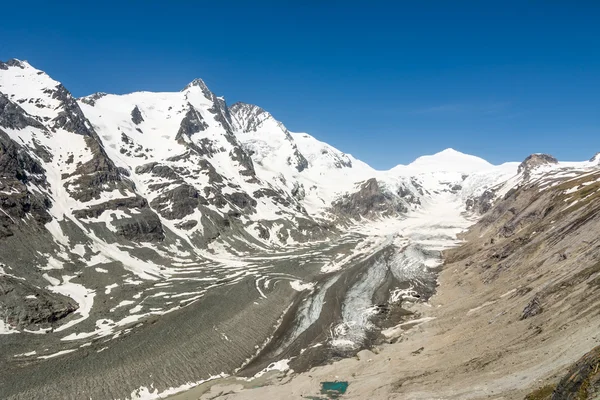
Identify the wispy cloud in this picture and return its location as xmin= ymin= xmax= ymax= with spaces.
xmin=409 ymin=101 xmax=511 ymax=115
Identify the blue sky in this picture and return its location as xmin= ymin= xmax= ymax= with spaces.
xmin=1 ymin=1 xmax=599 ymax=169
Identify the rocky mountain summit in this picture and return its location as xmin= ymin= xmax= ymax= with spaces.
xmin=1 ymin=59 xmax=599 ymax=400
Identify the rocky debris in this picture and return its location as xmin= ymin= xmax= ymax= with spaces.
xmin=551 ymin=345 xmax=600 ymax=399
xmin=518 ymin=154 xmax=558 ymax=178
xmin=520 ymin=297 xmax=543 ymax=320
xmin=331 ymin=178 xmax=408 ymax=219
xmin=130 ymin=106 xmax=144 ymax=125
xmin=0 ymin=275 xmax=77 ymax=330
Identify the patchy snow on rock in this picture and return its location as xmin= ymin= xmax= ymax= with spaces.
xmin=0 ymin=319 xmax=18 ymax=335
xmin=289 ymin=280 xmax=315 ymax=291
xmin=37 ymin=349 xmax=77 ymax=359
xmin=126 ymin=372 xmax=229 ymax=400
xmin=47 ymin=275 xmax=95 ymax=332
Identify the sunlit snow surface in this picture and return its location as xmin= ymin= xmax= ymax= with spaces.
xmin=1 ymin=59 xmax=599 ymax=398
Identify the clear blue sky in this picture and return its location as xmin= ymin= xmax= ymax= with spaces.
xmin=1 ymin=1 xmax=599 ymax=169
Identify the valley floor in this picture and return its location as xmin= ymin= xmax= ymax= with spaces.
xmin=163 ymin=186 xmax=600 ymax=400
xmin=167 ymin=243 xmax=600 ymax=400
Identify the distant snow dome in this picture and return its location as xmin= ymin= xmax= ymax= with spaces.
xmin=392 ymin=148 xmax=494 ymax=174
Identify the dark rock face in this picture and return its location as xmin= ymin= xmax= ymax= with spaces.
xmin=226 ymin=191 xmax=257 ymax=209
xmin=51 ymin=84 xmax=96 ymax=137
xmin=0 ymin=275 xmax=78 ymax=330
xmin=289 ymin=148 xmax=309 ymax=172
xmin=332 ymin=178 xmax=408 ymax=219
xmin=175 ymin=220 xmax=198 ymax=230
xmin=291 ymin=182 xmax=306 ymax=201
xmin=208 ymin=96 xmax=235 ymax=135
xmin=113 ymin=210 xmax=164 ymax=242
xmin=253 ymin=188 xmax=293 ymax=208
xmin=0 ymin=59 xmax=26 ymax=70
xmin=229 ymin=102 xmax=269 ymax=133
xmin=520 ymin=297 xmax=542 ymax=320
xmin=151 ymin=184 xmax=206 ymax=220
xmin=0 ymin=93 xmax=46 ymax=131
xmin=590 ymin=152 xmax=600 ymax=164
xmin=131 ymin=106 xmax=144 ymax=125
xmin=551 ymin=345 xmax=600 ymax=399
xmin=72 ymin=196 xmax=165 ymax=242
xmin=230 ymin=146 xmax=256 ymax=177
xmin=41 ymin=83 xmax=136 ymax=204
xmin=397 ymin=184 xmax=421 ymax=206
xmin=183 ymin=78 xmax=213 ymax=99
xmin=175 ymin=106 xmax=208 ymax=141
xmin=518 ymin=154 xmax=558 ymax=178
xmin=79 ymin=92 xmax=107 ymax=107
xmin=0 ymin=129 xmax=52 ymax=238
xmin=466 ymin=189 xmax=496 ymax=214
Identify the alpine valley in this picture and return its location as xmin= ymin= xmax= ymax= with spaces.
xmin=1 ymin=59 xmax=599 ymax=400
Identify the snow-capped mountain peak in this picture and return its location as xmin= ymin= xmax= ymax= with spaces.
xmin=182 ymin=77 xmax=211 ymax=93
xmin=393 ymin=147 xmax=494 ymax=174
xmin=230 ymin=102 xmax=278 ymax=134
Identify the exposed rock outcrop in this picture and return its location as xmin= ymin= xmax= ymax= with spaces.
xmin=131 ymin=105 xmax=144 ymax=125
xmin=518 ymin=153 xmax=558 ymax=179
xmin=0 ymin=275 xmax=78 ymax=330
xmin=465 ymin=188 xmax=496 ymax=214
xmin=0 ymin=129 xmax=51 ymax=238
xmin=175 ymin=105 xmax=208 ymax=142
xmin=551 ymin=345 xmax=600 ymax=399
xmin=331 ymin=178 xmax=408 ymax=219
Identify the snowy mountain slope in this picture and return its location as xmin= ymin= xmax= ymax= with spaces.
xmin=2 ymin=58 xmax=600 ymax=400
xmin=229 ymin=101 xmax=376 ymax=216
xmin=0 ymin=60 xmax=168 ymax=276
xmin=0 ymin=57 xmax=598 ymax=366
xmin=391 ymin=147 xmax=493 ymax=173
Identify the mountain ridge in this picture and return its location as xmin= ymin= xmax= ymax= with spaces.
xmin=1 ymin=58 xmax=600 ymax=400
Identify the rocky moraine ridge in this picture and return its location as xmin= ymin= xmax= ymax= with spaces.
xmin=0 ymin=59 xmax=599 ymax=400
